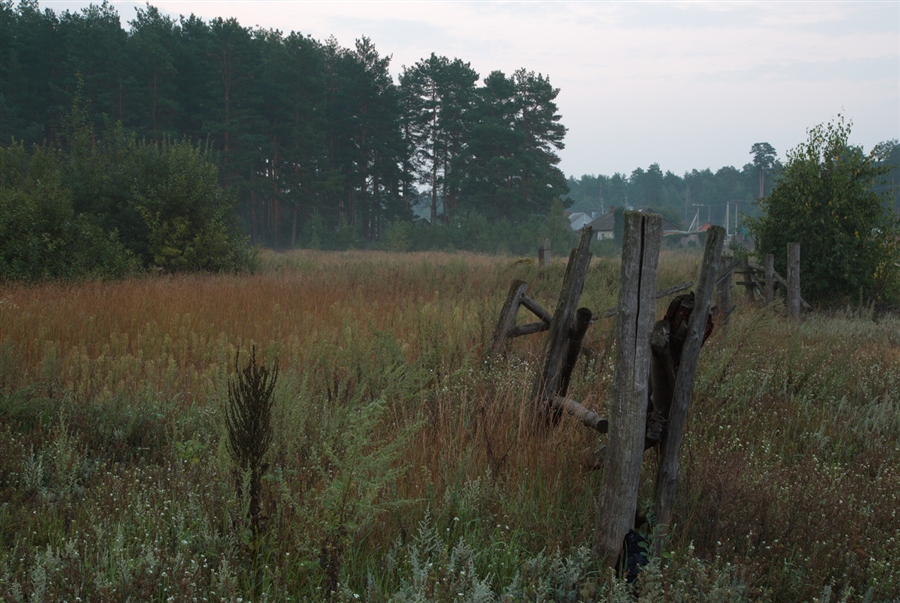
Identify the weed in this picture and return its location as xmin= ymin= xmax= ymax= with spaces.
xmin=0 ymin=250 xmax=897 ymax=601
xmin=225 ymin=346 xmax=278 ymax=533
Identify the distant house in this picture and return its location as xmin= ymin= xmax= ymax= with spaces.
xmin=588 ymin=211 xmax=616 ymax=240
xmin=587 ymin=208 xmax=682 ymax=241
xmin=567 ymin=211 xmax=594 ymax=231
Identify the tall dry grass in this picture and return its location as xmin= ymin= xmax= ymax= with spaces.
xmin=1 ymin=248 xmax=897 ymax=602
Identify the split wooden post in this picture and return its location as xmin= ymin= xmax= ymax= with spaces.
xmin=532 ymin=226 xmax=593 ymax=422
xmin=787 ymin=242 xmax=801 ymax=321
xmin=765 ymin=253 xmax=775 ymax=306
xmin=652 ymin=225 xmax=725 ymax=555
xmin=595 ymin=212 xmax=662 ymax=566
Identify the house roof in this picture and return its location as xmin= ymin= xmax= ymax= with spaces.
xmin=587 ymin=213 xmax=615 ymax=232
xmin=587 ymin=210 xmax=683 ymax=233
xmin=660 ymin=216 xmax=683 ymax=233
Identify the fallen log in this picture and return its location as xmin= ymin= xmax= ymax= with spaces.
xmin=552 ymin=396 xmax=608 ymax=433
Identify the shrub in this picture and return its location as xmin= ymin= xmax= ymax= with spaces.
xmin=0 ymin=143 xmax=136 ymax=280
xmin=747 ymin=115 xmax=900 ymax=305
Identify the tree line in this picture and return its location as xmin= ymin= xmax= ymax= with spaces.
xmin=0 ymin=0 xmax=568 ymax=252
xmin=566 ymin=141 xmax=900 ymax=231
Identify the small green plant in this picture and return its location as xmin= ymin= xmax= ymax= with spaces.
xmin=225 ymin=346 xmax=278 ymax=532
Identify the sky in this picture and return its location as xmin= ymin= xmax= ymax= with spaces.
xmin=45 ymin=1 xmax=900 ymax=180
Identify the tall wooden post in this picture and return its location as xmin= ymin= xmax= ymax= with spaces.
xmin=538 ymin=238 xmax=552 ymax=267
xmin=765 ymin=253 xmax=775 ymax=306
xmin=787 ymin=242 xmax=801 ymax=321
xmin=595 ymin=212 xmax=662 ymax=566
xmin=652 ymin=225 xmax=725 ymax=554
xmin=532 ymin=227 xmax=593 ymax=421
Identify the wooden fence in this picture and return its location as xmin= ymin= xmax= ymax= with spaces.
xmin=491 ymin=214 xmax=728 ymax=574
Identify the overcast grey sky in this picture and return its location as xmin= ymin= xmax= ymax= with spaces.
xmin=46 ymin=1 xmax=900 ymax=179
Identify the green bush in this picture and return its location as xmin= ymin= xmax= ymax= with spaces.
xmin=0 ymin=143 xmax=136 ymax=280
xmin=1 ymin=117 xmax=255 ymax=280
xmin=127 ymin=138 xmax=255 ymax=272
xmin=747 ymin=116 xmax=900 ymax=305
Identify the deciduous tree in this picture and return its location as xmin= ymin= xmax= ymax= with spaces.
xmin=748 ymin=116 xmax=899 ymax=304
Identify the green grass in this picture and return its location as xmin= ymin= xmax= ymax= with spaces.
xmin=0 ymin=249 xmax=898 ymax=602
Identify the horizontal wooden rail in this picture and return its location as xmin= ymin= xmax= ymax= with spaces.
xmin=508 ymin=321 xmax=549 ymax=337
xmin=521 ymin=294 xmax=553 ymax=324
xmin=747 ymin=261 xmax=812 ymax=310
xmin=597 ymin=281 xmax=693 ymax=319
xmin=552 ymin=396 xmax=608 ymax=433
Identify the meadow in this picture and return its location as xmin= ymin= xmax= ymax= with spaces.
xmin=1 ymin=249 xmax=898 ymax=602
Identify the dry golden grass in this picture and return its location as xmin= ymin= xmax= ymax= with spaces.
xmin=1 ymin=249 xmax=898 ymax=602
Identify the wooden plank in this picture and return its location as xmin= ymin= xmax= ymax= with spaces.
xmin=655 ymin=281 xmax=694 ymax=300
xmin=598 ymin=281 xmax=693 ymax=319
xmin=508 ymin=317 xmax=599 ymax=359
xmin=557 ymin=307 xmax=593 ymax=398
xmin=788 ymin=242 xmax=801 ymax=321
xmin=508 ymin=321 xmax=549 ymax=337
xmin=649 ymin=319 xmax=675 ymax=424
xmin=749 ymin=260 xmax=812 ymax=310
xmin=652 ymin=225 xmax=725 ymax=555
xmin=714 ymin=259 xmax=738 ymax=286
xmin=552 ymin=396 xmax=608 ymax=433
xmin=595 ymin=212 xmax=662 ymax=567
xmin=716 ymin=259 xmax=734 ymax=325
xmin=532 ymin=226 xmax=594 ymax=421
xmin=521 ymin=294 xmax=554 ymax=324
xmin=765 ymin=253 xmax=775 ymax=306
xmin=491 ymin=279 xmax=528 ymax=355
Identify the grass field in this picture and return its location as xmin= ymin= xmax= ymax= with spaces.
xmin=1 ymin=249 xmax=898 ymax=602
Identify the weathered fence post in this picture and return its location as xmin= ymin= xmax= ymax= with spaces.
xmin=765 ymin=253 xmax=775 ymax=306
xmin=532 ymin=227 xmax=593 ymax=422
xmin=715 ymin=258 xmax=734 ymax=325
xmin=652 ymin=225 xmax=725 ymax=555
xmin=787 ymin=242 xmax=801 ymax=321
xmin=538 ymin=238 xmax=552 ymax=267
xmin=595 ymin=212 xmax=662 ymax=566
xmin=557 ymin=307 xmax=594 ymax=398
xmin=491 ymin=280 xmax=529 ymax=355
